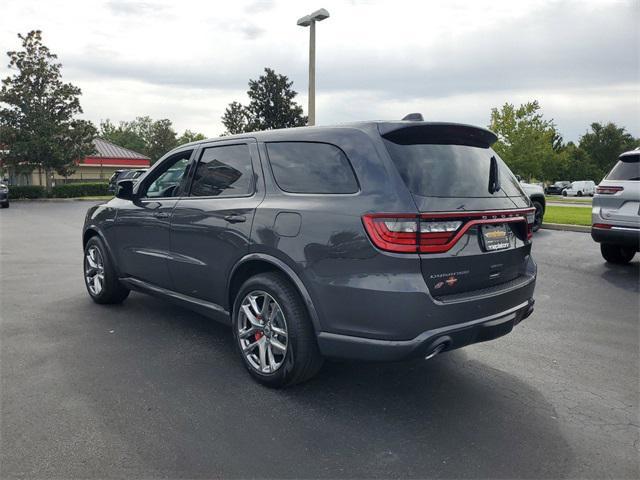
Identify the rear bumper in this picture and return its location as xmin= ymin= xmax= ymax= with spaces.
xmin=591 ymin=226 xmax=640 ymax=249
xmin=317 ymin=299 xmax=534 ymax=361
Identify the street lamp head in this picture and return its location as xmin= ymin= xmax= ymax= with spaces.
xmin=310 ymin=8 xmax=330 ymax=22
xmin=297 ymin=15 xmax=312 ymax=27
xmin=297 ymin=8 xmax=330 ymax=27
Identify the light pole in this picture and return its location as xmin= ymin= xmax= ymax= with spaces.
xmin=297 ymin=8 xmax=330 ymax=126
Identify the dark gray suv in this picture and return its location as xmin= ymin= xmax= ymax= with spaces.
xmin=82 ymin=119 xmax=537 ymax=387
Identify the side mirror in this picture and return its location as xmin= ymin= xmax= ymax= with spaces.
xmin=115 ymin=179 xmax=135 ymax=200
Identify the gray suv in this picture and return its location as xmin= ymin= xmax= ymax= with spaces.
xmin=82 ymin=119 xmax=537 ymax=387
xmin=592 ymin=148 xmax=640 ymax=264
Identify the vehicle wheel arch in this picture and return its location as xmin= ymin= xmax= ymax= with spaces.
xmin=227 ymin=254 xmax=322 ymax=334
xmin=530 ymin=193 xmax=545 ymax=212
xmin=83 ymin=227 xmax=121 ymax=277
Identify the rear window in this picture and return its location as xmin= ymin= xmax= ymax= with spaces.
xmin=383 ymin=140 xmax=524 ymax=198
xmin=266 ymin=142 xmax=358 ymax=194
xmin=607 ymin=154 xmax=640 ymax=181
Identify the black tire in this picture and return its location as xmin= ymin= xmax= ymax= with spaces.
xmin=232 ymin=272 xmax=323 ymax=388
xmin=532 ymin=200 xmax=544 ymax=232
xmin=577 ymin=191 xmax=583 ymax=197
xmin=562 ymin=190 xmax=567 ymax=197
xmin=1 ymin=202 xmax=8 ymax=208
xmin=83 ymin=236 xmax=130 ymax=304
xmin=600 ymin=244 xmax=636 ymax=265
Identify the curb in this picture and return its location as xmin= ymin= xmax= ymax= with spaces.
xmin=541 ymin=223 xmax=591 ymax=233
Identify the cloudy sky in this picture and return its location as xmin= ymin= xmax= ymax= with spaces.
xmin=1 ymin=0 xmax=638 ymax=141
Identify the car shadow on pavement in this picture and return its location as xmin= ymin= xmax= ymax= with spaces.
xmin=599 ymin=261 xmax=639 ymax=293
xmin=39 ymin=294 xmax=573 ymax=479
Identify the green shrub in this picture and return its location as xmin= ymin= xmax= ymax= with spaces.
xmin=50 ymin=182 xmax=109 ymax=198
xmin=8 ymin=185 xmax=46 ymax=199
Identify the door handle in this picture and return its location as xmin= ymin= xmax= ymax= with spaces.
xmin=153 ymin=211 xmax=170 ymax=219
xmin=224 ymin=214 xmax=246 ymax=223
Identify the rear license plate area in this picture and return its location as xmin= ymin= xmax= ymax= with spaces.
xmin=481 ymin=224 xmax=511 ymax=251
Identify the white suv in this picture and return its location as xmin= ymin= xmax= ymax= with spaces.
xmin=592 ymin=149 xmax=640 ymax=264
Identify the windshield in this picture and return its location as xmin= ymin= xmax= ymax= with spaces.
xmin=383 ymin=140 xmax=525 ymax=198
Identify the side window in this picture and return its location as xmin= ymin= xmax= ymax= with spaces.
xmin=190 ymin=144 xmax=253 ymax=197
xmin=266 ymin=142 xmax=358 ymax=194
xmin=142 ymin=150 xmax=193 ymax=198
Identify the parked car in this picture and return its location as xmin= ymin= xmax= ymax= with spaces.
xmin=520 ymin=182 xmax=545 ymax=231
xmin=545 ymin=181 xmax=571 ymax=195
xmin=107 ymin=169 xmax=147 ymax=193
xmin=82 ymin=118 xmax=537 ymax=387
xmin=563 ymin=180 xmax=596 ymax=197
xmin=591 ymin=148 xmax=639 ymax=264
xmin=0 ymin=183 xmax=9 ymax=208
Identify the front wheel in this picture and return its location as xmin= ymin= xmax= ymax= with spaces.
xmin=600 ymin=244 xmax=636 ymax=264
xmin=577 ymin=191 xmax=583 ymax=197
xmin=83 ymin=236 xmax=130 ymax=304
xmin=1 ymin=202 xmax=8 ymax=208
xmin=562 ymin=190 xmax=567 ymax=197
xmin=232 ymin=272 xmax=323 ymax=388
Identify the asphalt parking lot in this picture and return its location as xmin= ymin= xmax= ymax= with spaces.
xmin=1 ymin=201 xmax=638 ymax=479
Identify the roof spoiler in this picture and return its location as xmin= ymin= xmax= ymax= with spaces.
xmin=379 ymin=122 xmax=498 ymax=148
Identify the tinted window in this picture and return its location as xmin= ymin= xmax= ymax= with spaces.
xmin=266 ymin=142 xmax=358 ymax=194
xmin=190 ymin=144 xmax=253 ymax=197
xmin=383 ymin=140 xmax=524 ymax=198
xmin=145 ymin=152 xmax=192 ymax=198
xmin=607 ymin=155 xmax=640 ymax=181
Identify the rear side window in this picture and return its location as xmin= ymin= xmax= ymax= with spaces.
xmin=190 ymin=144 xmax=253 ymax=197
xmin=266 ymin=142 xmax=358 ymax=194
xmin=606 ymin=154 xmax=640 ymax=181
xmin=383 ymin=140 xmax=524 ymax=198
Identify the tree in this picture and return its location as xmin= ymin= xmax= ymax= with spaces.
xmin=177 ymin=129 xmax=207 ymax=145
xmin=99 ymin=119 xmax=146 ymax=154
xmin=579 ymin=122 xmax=639 ymax=180
xmin=489 ymin=100 xmax=559 ymax=181
xmin=221 ymin=68 xmax=307 ymax=135
xmin=99 ymin=116 xmax=180 ymax=163
xmin=147 ymin=119 xmax=177 ymax=163
xmin=221 ymin=101 xmax=249 ymax=135
xmin=0 ymin=30 xmax=96 ymax=190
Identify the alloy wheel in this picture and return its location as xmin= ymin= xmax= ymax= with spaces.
xmin=237 ymin=291 xmax=289 ymax=374
xmin=85 ymin=246 xmax=105 ymax=295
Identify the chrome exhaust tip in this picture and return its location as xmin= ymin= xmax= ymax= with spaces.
xmin=424 ymin=343 xmax=446 ymax=360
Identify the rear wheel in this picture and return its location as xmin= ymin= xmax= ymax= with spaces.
xmin=532 ymin=200 xmax=544 ymax=232
xmin=600 ymin=243 xmax=636 ymax=264
xmin=1 ymin=202 xmax=8 ymax=208
xmin=562 ymin=190 xmax=567 ymax=197
xmin=83 ymin=236 xmax=130 ymax=304
xmin=232 ymin=272 xmax=323 ymax=388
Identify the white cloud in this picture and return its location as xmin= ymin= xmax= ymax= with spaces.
xmin=0 ymin=0 xmax=638 ymax=140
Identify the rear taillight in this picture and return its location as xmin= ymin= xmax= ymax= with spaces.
xmin=362 ymin=215 xmax=418 ymax=253
xmin=362 ymin=209 xmax=534 ymax=253
xmin=596 ymin=185 xmax=624 ymax=195
xmin=592 ymin=223 xmax=612 ymax=229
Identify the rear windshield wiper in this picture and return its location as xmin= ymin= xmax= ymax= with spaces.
xmin=488 ymin=155 xmax=501 ymax=194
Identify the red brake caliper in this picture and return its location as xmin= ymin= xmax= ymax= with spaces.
xmin=254 ymin=315 xmax=263 ymax=341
